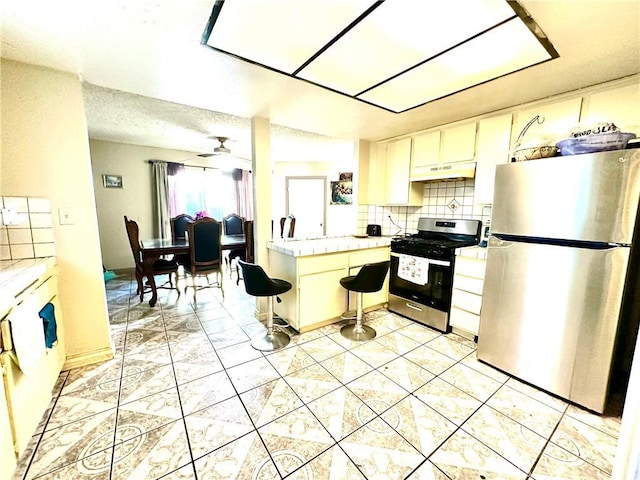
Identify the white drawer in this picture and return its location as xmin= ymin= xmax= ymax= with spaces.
xmin=451 ymin=288 xmax=482 ymax=314
xmin=454 ymin=256 xmax=486 ymax=279
xmin=450 ymin=306 xmax=480 ymax=335
xmin=453 ymin=275 xmax=484 ymax=295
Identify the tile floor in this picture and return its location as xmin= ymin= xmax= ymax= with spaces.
xmin=11 ymin=271 xmax=622 ymax=479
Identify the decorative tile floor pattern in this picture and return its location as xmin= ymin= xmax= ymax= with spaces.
xmin=11 ymin=272 xmax=622 ymax=479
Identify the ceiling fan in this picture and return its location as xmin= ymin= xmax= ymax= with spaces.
xmin=197 ymin=136 xmax=231 ymax=157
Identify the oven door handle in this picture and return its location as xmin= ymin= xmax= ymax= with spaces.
xmin=390 ymin=252 xmax=450 ymax=267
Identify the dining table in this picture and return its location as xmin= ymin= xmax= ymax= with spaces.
xmin=140 ymin=234 xmax=245 ymax=306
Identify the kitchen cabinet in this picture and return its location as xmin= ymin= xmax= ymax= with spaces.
xmin=0 ymin=377 xmax=15 ymax=480
xmin=441 ymin=122 xmax=477 ymax=163
xmin=0 ymin=258 xmax=65 ymax=473
xmin=357 ymin=140 xmax=384 ymax=206
xmin=450 ymin=248 xmax=487 ymax=339
xmin=410 ymin=130 xmax=441 ymax=177
xmin=382 ymin=138 xmax=423 ymax=206
xmin=581 ymin=84 xmax=640 ymax=131
xmin=513 ymin=97 xmax=582 ymax=146
xmin=268 ymin=239 xmax=390 ymax=332
xmin=474 ymin=114 xmax=513 ymax=205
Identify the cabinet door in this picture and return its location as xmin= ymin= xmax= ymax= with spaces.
xmin=441 ymin=122 xmax=477 ymax=163
xmin=411 ymin=131 xmax=440 ymax=170
xmin=298 ymin=269 xmax=348 ymax=329
xmin=357 ymin=140 xmax=383 ymax=205
xmin=384 ymin=138 xmax=423 ymax=206
xmin=582 ymin=84 xmax=639 ymax=131
xmin=0 ymin=377 xmax=16 ymax=478
xmin=514 ymin=97 xmax=582 ymax=146
xmin=474 ymin=114 xmax=513 ymax=205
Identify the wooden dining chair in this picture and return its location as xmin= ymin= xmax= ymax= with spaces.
xmin=184 ymin=217 xmax=224 ymax=301
xmin=280 ymin=214 xmax=296 ymax=238
xmin=170 ymin=214 xmax=194 ymax=270
xmin=236 ymin=220 xmax=254 ymax=285
xmin=222 ymin=213 xmax=245 ymax=274
xmin=124 ymin=216 xmax=179 ymax=301
xmin=170 ymin=214 xmax=194 ymax=240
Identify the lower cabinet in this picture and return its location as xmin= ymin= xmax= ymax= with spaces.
xmin=1 ymin=259 xmax=66 ymax=478
xmin=269 ymin=246 xmax=390 ymax=332
xmin=450 ymin=249 xmax=487 ymax=339
xmin=0 ymin=378 xmax=15 ymax=480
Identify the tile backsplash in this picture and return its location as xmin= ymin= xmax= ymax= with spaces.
xmin=357 ymin=179 xmax=492 ymax=236
xmin=0 ymin=196 xmax=55 ymax=260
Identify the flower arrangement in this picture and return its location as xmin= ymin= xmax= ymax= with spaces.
xmin=195 ymin=210 xmax=208 ymax=219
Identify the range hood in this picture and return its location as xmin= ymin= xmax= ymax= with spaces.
xmin=410 ymin=161 xmax=476 ymax=182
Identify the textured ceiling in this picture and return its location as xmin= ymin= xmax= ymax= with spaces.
xmin=2 ymin=0 xmax=639 ymax=163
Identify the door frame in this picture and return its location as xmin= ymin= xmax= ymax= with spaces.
xmin=285 ymin=176 xmax=327 ymax=238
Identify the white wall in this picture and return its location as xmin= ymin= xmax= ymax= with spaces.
xmin=1 ymin=59 xmax=112 ymax=368
xmin=272 ymin=156 xmax=357 ymax=238
xmin=90 ymin=139 xmax=197 ymax=270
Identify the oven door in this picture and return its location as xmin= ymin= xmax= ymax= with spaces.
xmin=389 ymin=252 xmax=452 ymax=312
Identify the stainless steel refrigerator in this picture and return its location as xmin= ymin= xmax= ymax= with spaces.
xmin=478 ymin=148 xmax=640 ymax=413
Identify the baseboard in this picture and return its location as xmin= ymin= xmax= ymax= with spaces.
xmin=63 ymin=346 xmax=115 ymax=370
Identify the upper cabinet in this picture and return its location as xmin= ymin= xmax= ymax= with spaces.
xmin=410 ymin=122 xmax=476 ymax=180
xmin=474 ymin=114 xmax=513 ymax=205
xmin=513 ymin=98 xmax=582 ymax=146
xmin=357 ymin=140 xmax=383 ymax=206
xmin=383 ymin=138 xmax=423 ymax=206
xmin=581 ymin=84 xmax=639 ymax=131
xmin=411 ymin=130 xmax=441 ymax=175
xmin=441 ymin=122 xmax=477 ymax=163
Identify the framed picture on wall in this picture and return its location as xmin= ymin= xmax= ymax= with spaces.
xmin=102 ymin=174 xmax=123 ymax=188
xmin=330 ymin=181 xmax=352 ymax=205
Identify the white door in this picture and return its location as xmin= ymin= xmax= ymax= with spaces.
xmin=286 ymin=177 xmax=326 ymax=238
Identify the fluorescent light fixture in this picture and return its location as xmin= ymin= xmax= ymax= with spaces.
xmin=202 ymin=0 xmax=558 ymax=113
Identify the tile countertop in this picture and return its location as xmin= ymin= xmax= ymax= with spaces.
xmin=455 ymin=246 xmax=488 ymax=260
xmin=0 ymin=257 xmax=55 ymax=313
xmin=268 ymin=236 xmax=391 ymax=257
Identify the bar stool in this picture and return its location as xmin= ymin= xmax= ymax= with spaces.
xmin=339 ymin=260 xmax=390 ymax=341
xmin=238 ymin=260 xmax=291 ymax=351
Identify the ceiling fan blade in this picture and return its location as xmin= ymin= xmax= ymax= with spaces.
xmin=197 ymin=153 xmax=214 ymax=157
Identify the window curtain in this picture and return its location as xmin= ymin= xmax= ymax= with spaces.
xmin=167 ymin=162 xmax=184 ymax=218
xmin=151 ymin=161 xmax=176 ymax=239
xmin=236 ymin=169 xmax=254 ymax=221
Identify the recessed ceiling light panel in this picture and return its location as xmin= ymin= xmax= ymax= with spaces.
xmin=202 ymin=0 xmax=558 ymax=113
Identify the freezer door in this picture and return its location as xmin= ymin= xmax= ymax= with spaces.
xmin=477 ymin=236 xmax=630 ymax=412
xmin=492 ymin=149 xmax=640 ymax=244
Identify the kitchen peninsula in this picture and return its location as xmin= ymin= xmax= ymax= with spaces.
xmin=267 ymin=236 xmax=391 ymax=332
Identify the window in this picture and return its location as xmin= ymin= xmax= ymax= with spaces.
xmin=168 ymin=167 xmax=236 ymax=220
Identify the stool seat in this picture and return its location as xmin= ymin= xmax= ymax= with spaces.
xmin=339 ymin=260 xmax=390 ymax=341
xmin=239 ymin=260 xmax=292 ymax=351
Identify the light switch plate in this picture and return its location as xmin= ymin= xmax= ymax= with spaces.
xmin=58 ymin=207 xmax=74 ymax=225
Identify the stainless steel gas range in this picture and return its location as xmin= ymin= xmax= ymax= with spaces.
xmin=388 ymin=217 xmax=481 ymax=332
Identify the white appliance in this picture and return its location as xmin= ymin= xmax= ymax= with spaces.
xmin=478 ymin=148 xmax=640 ymax=413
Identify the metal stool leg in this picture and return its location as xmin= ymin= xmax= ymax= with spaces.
xmin=340 ymin=291 xmax=376 ymax=341
xmin=251 ymin=295 xmax=291 ymax=351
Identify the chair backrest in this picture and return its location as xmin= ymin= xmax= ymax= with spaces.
xmin=238 ymin=260 xmax=276 ymax=297
xmin=188 ymin=217 xmax=222 ymax=269
xmin=280 ymin=214 xmax=295 ymax=238
xmin=171 ymin=214 xmax=194 ymax=240
xmin=244 ymin=220 xmax=255 ymax=263
xmin=223 ymin=214 xmax=244 ymax=235
xmin=124 ymin=216 xmax=142 ymax=266
xmin=353 ymin=260 xmax=391 ymax=293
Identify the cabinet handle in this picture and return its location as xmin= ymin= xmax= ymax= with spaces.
xmin=405 ymin=302 xmax=423 ymax=312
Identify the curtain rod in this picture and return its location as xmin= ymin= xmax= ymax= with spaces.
xmin=147 ymin=159 xmax=221 ymax=171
